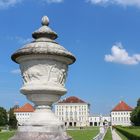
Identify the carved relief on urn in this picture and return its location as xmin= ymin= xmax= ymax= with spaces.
xmin=19 ymin=57 xmax=68 ymax=91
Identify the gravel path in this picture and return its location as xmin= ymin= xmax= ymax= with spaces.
xmin=112 ymin=129 xmax=122 ymax=140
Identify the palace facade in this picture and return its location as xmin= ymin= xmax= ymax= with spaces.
xmin=111 ymin=101 xmax=133 ymax=126
xmin=14 ymin=103 xmax=34 ymax=125
xmin=55 ymin=96 xmax=90 ymax=127
xmin=14 ymin=97 xmax=133 ymax=127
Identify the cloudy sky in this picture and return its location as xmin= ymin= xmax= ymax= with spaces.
xmin=0 ymin=0 xmax=140 ymax=114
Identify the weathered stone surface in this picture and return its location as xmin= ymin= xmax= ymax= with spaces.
xmin=11 ymin=16 xmax=76 ymax=64
xmin=10 ymin=132 xmax=72 ymax=140
xmin=10 ymin=16 xmax=75 ymax=140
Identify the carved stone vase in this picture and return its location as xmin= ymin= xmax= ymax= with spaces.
xmin=10 ymin=16 xmax=76 ymax=140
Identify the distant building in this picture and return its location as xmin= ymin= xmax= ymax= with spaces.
xmin=102 ymin=115 xmax=111 ymax=125
xmin=88 ymin=115 xmax=111 ymax=126
xmin=111 ymin=101 xmax=133 ymax=126
xmin=14 ymin=103 xmax=34 ymax=125
xmin=88 ymin=115 xmax=100 ymax=126
xmin=13 ymin=99 xmax=133 ymax=127
xmin=55 ymin=96 xmax=90 ymax=127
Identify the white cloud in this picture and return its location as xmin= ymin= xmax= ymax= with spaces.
xmin=4 ymin=36 xmax=32 ymax=44
xmin=87 ymin=0 xmax=109 ymax=5
xmin=43 ymin=0 xmax=63 ymax=3
xmin=11 ymin=69 xmax=21 ymax=74
xmin=0 ymin=0 xmax=22 ymax=9
xmin=87 ymin=0 xmax=140 ymax=7
xmin=104 ymin=43 xmax=140 ymax=65
xmin=14 ymin=36 xmax=32 ymax=44
xmin=0 ymin=0 xmax=63 ymax=9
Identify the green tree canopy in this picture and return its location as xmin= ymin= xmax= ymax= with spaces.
xmin=0 ymin=107 xmax=8 ymax=126
xmin=137 ymin=98 xmax=140 ymax=107
xmin=8 ymin=108 xmax=17 ymax=129
xmin=131 ymin=98 xmax=140 ymax=126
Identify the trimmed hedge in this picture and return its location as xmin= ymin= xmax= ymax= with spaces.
xmin=115 ymin=126 xmax=140 ymax=140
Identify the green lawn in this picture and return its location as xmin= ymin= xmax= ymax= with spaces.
xmin=0 ymin=131 xmax=15 ymax=140
xmin=67 ymin=127 xmax=99 ymax=140
xmin=103 ymin=128 xmax=112 ymax=140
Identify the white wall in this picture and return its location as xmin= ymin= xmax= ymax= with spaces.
xmin=111 ymin=111 xmax=132 ymax=126
xmin=88 ymin=116 xmax=111 ymax=126
xmin=55 ymin=103 xmax=89 ymax=127
xmin=88 ymin=116 xmax=100 ymax=126
xmin=14 ymin=112 xmax=33 ymax=125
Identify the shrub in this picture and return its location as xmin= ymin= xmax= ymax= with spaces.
xmin=115 ymin=126 xmax=140 ymax=140
xmin=130 ymin=98 xmax=140 ymax=126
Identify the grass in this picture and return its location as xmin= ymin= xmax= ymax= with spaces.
xmin=67 ymin=127 xmax=99 ymax=140
xmin=103 ymin=127 xmax=112 ymax=140
xmin=0 ymin=131 xmax=15 ymax=140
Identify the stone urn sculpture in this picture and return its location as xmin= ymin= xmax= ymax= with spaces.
xmin=10 ymin=16 xmax=76 ymax=140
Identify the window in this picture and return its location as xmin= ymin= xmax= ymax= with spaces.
xmin=112 ymin=117 xmax=114 ymax=121
xmin=66 ymin=111 xmax=68 ymax=115
xmin=118 ymin=117 xmax=120 ymax=121
xmin=124 ymin=117 xmax=126 ymax=122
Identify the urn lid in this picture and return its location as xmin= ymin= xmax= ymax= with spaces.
xmin=11 ymin=16 xmax=76 ymax=64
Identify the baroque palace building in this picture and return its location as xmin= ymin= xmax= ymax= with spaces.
xmin=14 ymin=103 xmax=35 ymax=125
xmin=14 ymin=97 xmax=133 ymax=127
xmin=55 ymin=96 xmax=90 ymax=127
xmin=111 ymin=101 xmax=133 ymax=126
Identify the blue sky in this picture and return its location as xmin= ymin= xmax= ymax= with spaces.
xmin=0 ymin=0 xmax=140 ymax=114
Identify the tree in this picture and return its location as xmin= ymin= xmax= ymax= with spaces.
xmin=137 ymin=98 xmax=140 ymax=107
xmin=0 ymin=107 xmax=8 ymax=126
xmin=131 ymin=98 xmax=140 ymax=126
xmin=8 ymin=108 xmax=17 ymax=129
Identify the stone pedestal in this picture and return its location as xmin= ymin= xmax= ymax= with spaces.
xmin=10 ymin=16 xmax=75 ymax=140
xmin=11 ymin=106 xmax=72 ymax=140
